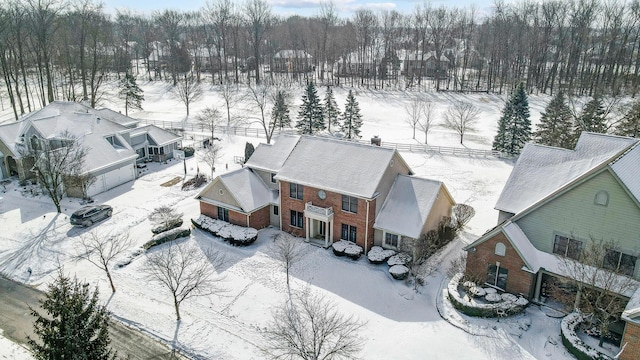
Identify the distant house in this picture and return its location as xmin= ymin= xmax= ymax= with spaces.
xmin=400 ymin=50 xmax=450 ymax=78
xmin=271 ymin=50 xmax=313 ymax=73
xmin=335 ymin=50 xmax=382 ymax=78
xmin=196 ymin=135 xmax=455 ymax=255
xmin=0 ymin=101 xmax=181 ymax=197
xmin=463 ymin=132 xmax=640 ymax=359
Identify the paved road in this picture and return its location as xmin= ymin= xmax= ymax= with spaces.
xmin=0 ymin=276 xmax=188 ymax=360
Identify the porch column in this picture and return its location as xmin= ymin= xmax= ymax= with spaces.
xmin=324 ymin=221 xmax=329 ymax=247
xmin=329 ymin=219 xmax=333 ymax=244
xmin=533 ymin=270 xmax=544 ymax=303
xmin=305 ymin=216 xmax=310 ymax=242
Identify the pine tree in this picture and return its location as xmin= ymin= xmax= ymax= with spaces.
xmin=571 ymin=97 xmax=608 ymax=144
xmin=615 ymin=99 xmax=640 ymax=138
xmin=296 ymin=83 xmax=325 ymax=135
xmin=534 ymin=91 xmax=574 ymax=149
xmin=271 ymin=90 xmax=291 ymax=131
xmin=28 ymin=271 xmax=117 ymax=360
xmin=118 ymin=73 xmax=144 ymax=116
xmin=492 ymin=82 xmax=531 ymax=155
xmin=323 ymin=86 xmax=340 ymax=132
xmin=341 ymin=90 xmax=363 ymax=139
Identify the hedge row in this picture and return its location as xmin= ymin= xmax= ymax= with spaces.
xmin=151 ymin=219 xmax=183 ymax=234
xmin=191 ymin=215 xmax=258 ymax=246
xmin=447 ymin=273 xmax=528 ymax=318
xmin=560 ymin=313 xmax=613 ymax=360
xmin=143 ymin=227 xmax=191 ymax=249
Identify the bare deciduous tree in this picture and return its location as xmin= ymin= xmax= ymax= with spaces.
xmin=452 ymin=203 xmax=475 ymax=230
xmin=265 ymin=290 xmax=366 ymax=360
xmin=552 ymin=238 xmax=638 ymax=347
xmin=148 ymin=206 xmax=184 ymax=230
xmin=442 ymin=101 xmax=481 ymax=144
xmin=404 ymin=97 xmax=425 ymax=140
xmin=199 ymin=143 xmax=222 ymax=177
xmin=144 ymin=242 xmax=225 ymax=321
xmin=417 ymin=102 xmax=435 ymax=144
xmin=243 ymin=0 xmax=272 ymax=85
xmin=219 ymin=80 xmax=244 ymax=130
xmin=173 ymin=75 xmax=203 ymax=116
xmin=20 ymin=131 xmax=88 ymax=213
xmin=270 ymin=232 xmax=305 ymax=291
xmin=75 ymin=230 xmax=133 ymax=293
xmin=246 ymin=83 xmax=278 ymax=143
xmin=195 ymin=106 xmax=224 ymax=141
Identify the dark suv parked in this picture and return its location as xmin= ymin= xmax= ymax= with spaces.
xmin=70 ymin=205 xmax=113 ymax=227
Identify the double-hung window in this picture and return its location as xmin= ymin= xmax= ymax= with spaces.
xmin=289 ymin=183 xmax=303 ymax=200
xmin=384 ymin=233 xmax=399 ymax=247
xmin=217 ymin=207 xmax=229 ymax=222
xmin=341 ymin=195 xmax=358 ymax=213
xmin=553 ymin=235 xmax=583 ymax=260
xmin=341 ymin=224 xmax=357 ymax=242
xmin=604 ymin=249 xmax=637 ymax=276
xmin=290 ymin=210 xmax=304 ymax=228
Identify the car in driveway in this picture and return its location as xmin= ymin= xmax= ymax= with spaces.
xmin=70 ymin=204 xmax=113 ymax=227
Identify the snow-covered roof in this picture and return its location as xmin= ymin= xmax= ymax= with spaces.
xmin=135 ymin=124 xmax=181 ymax=147
xmin=245 ymin=134 xmax=300 ymax=173
xmin=495 ymin=132 xmax=637 ymax=214
xmin=610 ymin=143 xmax=640 ymax=204
xmin=374 ymin=175 xmax=450 ymax=239
xmin=273 ymin=50 xmax=312 ymax=59
xmin=0 ymin=121 xmax=23 ymax=157
xmin=217 ymin=168 xmax=276 ymax=213
xmin=94 ymin=108 xmax=140 ymax=128
xmin=275 ymin=136 xmax=399 ymax=199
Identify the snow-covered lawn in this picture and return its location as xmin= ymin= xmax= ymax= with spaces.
xmin=0 ymin=82 xmax=580 ymax=359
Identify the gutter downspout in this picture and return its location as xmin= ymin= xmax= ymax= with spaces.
xmin=365 ymin=200 xmax=370 ymax=254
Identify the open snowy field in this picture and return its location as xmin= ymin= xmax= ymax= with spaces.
xmin=0 ymin=82 xmax=582 ymax=359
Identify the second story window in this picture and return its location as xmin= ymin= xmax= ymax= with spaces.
xmin=604 ymin=249 xmax=637 ymax=277
xmin=341 ymin=195 xmax=358 ymax=213
xmin=553 ymin=235 xmax=583 ymax=260
xmin=290 ymin=183 xmax=303 ymax=200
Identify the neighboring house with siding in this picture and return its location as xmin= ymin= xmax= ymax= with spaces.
xmin=0 ymin=101 xmax=181 ymax=197
xmin=195 ymin=134 xmax=455 ymax=255
xmin=463 ymin=132 xmax=640 ymax=360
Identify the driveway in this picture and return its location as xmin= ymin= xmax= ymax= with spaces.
xmin=0 ymin=276 xmax=189 ymax=360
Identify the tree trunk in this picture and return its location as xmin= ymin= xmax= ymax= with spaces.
xmin=174 ymin=296 xmax=181 ymax=321
xmin=107 ymin=271 xmax=116 ymax=293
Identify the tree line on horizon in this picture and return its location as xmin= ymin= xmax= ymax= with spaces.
xmin=1 ymin=0 xmax=640 ymax=120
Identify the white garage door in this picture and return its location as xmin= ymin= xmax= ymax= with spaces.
xmin=104 ymin=164 xmax=135 ymax=191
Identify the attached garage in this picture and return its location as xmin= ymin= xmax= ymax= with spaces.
xmin=87 ymin=161 xmax=136 ymax=197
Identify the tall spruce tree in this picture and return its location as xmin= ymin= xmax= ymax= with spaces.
xmin=534 ymin=91 xmax=574 ymax=149
xmin=118 ymin=73 xmax=144 ymax=116
xmin=341 ymin=90 xmax=363 ymax=139
xmin=573 ymin=97 xmax=607 ymax=144
xmin=492 ymin=82 xmax=531 ymax=155
xmin=615 ymin=99 xmax=640 ymax=138
xmin=323 ymin=85 xmax=340 ymax=132
xmin=296 ymin=82 xmax=325 ymax=134
xmin=28 ymin=272 xmax=117 ymax=360
xmin=271 ymin=90 xmax=291 ymax=131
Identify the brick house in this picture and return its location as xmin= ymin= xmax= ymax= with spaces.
xmin=195 ymin=134 xmax=455 ymax=255
xmin=463 ymin=132 xmax=640 ymax=359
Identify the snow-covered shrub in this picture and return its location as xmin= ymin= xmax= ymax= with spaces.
xmin=151 ymin=219 xmax=183 ymax=234
xmin=191 ymin=215 xmax=258 ymax=246
xmin=560 ymin=313 xmax=613 ymax=360
xmin=367 ymin=246 xmax=396 ymax=264
xmin=389 ymin=265 xmax=409 ymax=280
xmin=447 ymin=273 xmax=528 ymax=318
xmin=143 ymin=227 xmax=191 ymax=249
xmin=387 ymin=253 xmax=412 ymax=267
xmin=182 ymin=146 xmax=195 ymax=157
xmin=331 ymin=240 xmax=363 ymax=260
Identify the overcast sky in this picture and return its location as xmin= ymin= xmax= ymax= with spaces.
xmin=101 ymin=0 xmax=510 ymax=19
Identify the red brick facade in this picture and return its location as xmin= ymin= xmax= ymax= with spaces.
xmin=621 ymin=322 xmax=640 ymax=360
xmin=465 ymin=231 xmax=534 ymax=297
xmin=279 ymin=180 xmax=376 ymax=251
xmin=200 ymin=201 xmax=272 ymax=229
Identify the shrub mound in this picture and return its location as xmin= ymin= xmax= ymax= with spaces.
xmin=367 ymin=246 xmax=396 ymax=264
xmin=387 ymin=252 xmax=412 ymax=267
xmin=182 ymin=147 xmax=195 ymax=157
xmin=447 ymin=273 xmax=529 ymax=318
xmin=192 ymin=215 xmax=258 ymax=246
xmin=143 ymin=227 xmax=191 ymax=249
xmin=389 ymin=265 xmax=410 ymax=280
xmin=331 ymin=240 xmax=363 ymax=259
xmin=151 ymin=219 xmax=184 ymax=234
xmin=561 ymin=312 xmax=613 ymax=360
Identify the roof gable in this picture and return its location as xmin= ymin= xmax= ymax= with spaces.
xmin=245 ymin=134 xmax=300 ymax=172
xmin=197 ymin=168 xmax=275 ymax=213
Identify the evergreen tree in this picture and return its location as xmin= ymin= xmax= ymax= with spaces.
xmin=28 ymin=271 xmax=116 ymax=360
xmin=340 ymin=90 xmax=363 ymax=139
xmin=271 ymin=90 xmax=291 ymax=131
xmin=296 ymin=83 xmax=325 ymax=135
xmin=118 ymin=73 xmax=144 ymax=117
xmin=615 ymin=99 xmax=640 ymax=138
xmin=534 ymin=91 xmax=574 ymax=149
xmin=492 ymin=82 xmax=531 ymax=155
xmin=323 ymin=86 xmax=340 ymax=132
xmin=244 ymin=142 xmax=255 ymax=163
xmin=573 ymin=97 xmax=607 ymax=143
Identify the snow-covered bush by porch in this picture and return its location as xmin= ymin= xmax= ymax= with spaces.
xmin=387 ymin=253 xmax=412 ymax=267
xmin=561 ymin=312 xmax=613 ymax=360
xmin=447 ymin=273 xmax=529 ymax=317
xmin=367 ymin=246 xmax=396 ymax=264
xmin=143 ymin=227 xmax=191 ymax=249
xmin=389 ymin=265 xmax=409 ymax=280
xmin=191 ymin=215 xmax=258 ymax=246
xmin=331 ymin=240 xmax=362 ymax=259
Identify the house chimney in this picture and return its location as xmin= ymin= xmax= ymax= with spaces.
xmin=371 ymin=135 xmax=381 ymax=146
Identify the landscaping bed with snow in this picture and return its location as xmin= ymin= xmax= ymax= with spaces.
xmin=191 ymin=215 xmax=258 ymax=246
xmin=367 ymin=246 xmax=396 ymax=264
xmin=143 ymin=227 xmax=191 ymax=249
xmin=331 ymin=240 xmax=363 ymax=260
xmin=447 ymin=273 xmax=529 ymax=317
xmin=561 ymin=312 xmax=615 ymax=360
